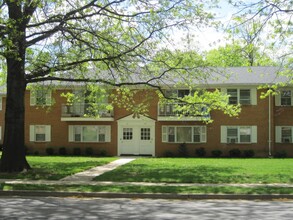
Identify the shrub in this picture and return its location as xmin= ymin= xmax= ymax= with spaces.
xmin=46 ymin=147 xmax=54 ymax=155
xmin=178 ymin=143 xmax=189 ymax=157
xmin=243 ymin=149 xmax=255 ymax=158
xmin=97 ymin=149 xmax=107 ymax=157
xmin=85 ymin=147 xmax=94 ymax=156
xmin=229 ymin=148 xmax=241 ymax=158
xmin=73 ymin=147 xmax=82 ymax=156
xmin=274 ymin=151 xmax=287 ymax=158
xmin=211 ymin=149 xmax=222 ymax=157
xmin=163 ymin=150 xmax=174 ymax=157
xmin=0 ymin=144 xmax=3 ymax=151
xmin=195 ymin=147 xmax=206 ymax=157
xmin=34 ymin=151 xmax=39 ymax=156
xmin=58 ymin=147 xmax=67 ymax=156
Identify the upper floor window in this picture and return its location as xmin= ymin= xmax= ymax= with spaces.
xmin=227 ymin=89 xmax=251 ymax=105
xmin=221 ymin=126 xmax=257 ymax=144
xmin=68 ymin=125 xmax=111 ymax=142
xmin=164 ymin=89 xmax=194 ymax=99
xmin=30 ymin=90 xmax=52 ymax=106
xmin=281 ymin=90 xmax=291 ymax=106
xmin=0 ymin=96 xmax=2 ymax=111
xmin=275 ymin=126 xmax=293 ymax=143
xmin=162 ymin=126 xmax=206 ymax=143
xmin=29 ymin=125 xmax=51 ymax=142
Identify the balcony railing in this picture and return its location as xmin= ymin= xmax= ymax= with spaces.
xmin=61 ymin=103 xmax=113 ymax=118
xmin=158 ymin=103 xmax=210 ymax=120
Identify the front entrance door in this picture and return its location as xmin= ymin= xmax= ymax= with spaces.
xmin=118 ymin=115 xmax=155 ymax=156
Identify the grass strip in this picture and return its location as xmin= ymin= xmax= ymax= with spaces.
xmin=2 ymin=184 xmax=293 ymax=195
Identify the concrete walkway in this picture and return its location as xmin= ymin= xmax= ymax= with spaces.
xmin=60 ymin=157 xmax=136 ymax=182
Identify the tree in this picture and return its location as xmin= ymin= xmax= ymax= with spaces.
xmin=0 ymin=0 xmax=234 ymax=172
xmin=205 ymin=42 xmax=276 ymax=67
xmin=228 ymin=0 xmax=292 ymax=68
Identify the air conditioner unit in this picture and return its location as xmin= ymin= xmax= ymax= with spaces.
xmin=227 ymin=137 xmax=237 ymax=144
xmin=282 ymin=137 xmax=291 ymax=143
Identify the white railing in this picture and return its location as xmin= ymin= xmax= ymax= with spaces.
xmin=61 ymin=103 xmax=113 ymax=118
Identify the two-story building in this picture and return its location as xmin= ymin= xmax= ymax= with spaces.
xmin=0 ymin=66 xmax=292 ymax=157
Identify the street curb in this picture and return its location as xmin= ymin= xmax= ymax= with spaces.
xmin=1 ymin=190 xmax=293 ymax=200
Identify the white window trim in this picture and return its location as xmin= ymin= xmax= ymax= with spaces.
xmin=162 ymin=126 xmax=207 ymax=143
xmin=30 ymin=90 xmax=52 ymax=106
xmin=68 ymin=125 xmax=111 ymax=143
xmin=275 ymin=89 xmax=293 ymax=106
xmin=222 ymin=88 xmax=257 ymax=105
xmin=275 ymin=126 xmax=293 ymax=143
xmin=29 ymin=125 xmax=51 ymax=142
xmin=221 ymin=126 xmax=257 ymax=144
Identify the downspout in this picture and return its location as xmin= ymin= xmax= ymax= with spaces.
xmin=268 ymin=92 xmax=272 ymax=157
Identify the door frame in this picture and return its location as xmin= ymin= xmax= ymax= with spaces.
xmin=117 ymin=114 xmax=156 ymax=156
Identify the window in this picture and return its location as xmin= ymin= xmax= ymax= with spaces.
xmin=227 ymin=89 xmax=251 ymax=105
xmin=221 ymin=126 xmax=257 ymax=144
xmin=141 ymin=128 xmax=151 ymax=140
xmin=276 ymin=126 xmax=293 ymax=143
xmin=162 ymin=126 xmax=206 ymax=143
xmin=29 ymin=125 xmax=51 ymax=142
xmin=123 ymin=128 xmax=133 ymax=140
xmin=69 ymin=125 xmax=110 ymax=142
xmin=30 ymin=90 xmax=52 ymax=106
xmin=281 ymin=90 xmax=291 ymax=106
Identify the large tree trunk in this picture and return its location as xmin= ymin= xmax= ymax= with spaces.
xmin=0 ymin=2 xmax=31 ymax=172
xmin=0 ymin=59 xmax=31 ymax=172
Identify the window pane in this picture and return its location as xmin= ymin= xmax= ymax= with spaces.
xmin=83 ymin=126 xmax=97 ymax=142
xmin=178 ymin=90 xmax=190 ymax=98
xmin=168 ymin=127 xmax=175 ymax=142
xmin=227 ymin=127 xmax=238 ymax=143
xmin=123 ymin=128 xmax=133 ymax=140
xmin=240 ymin=127 xmax=251 ymax=143
xmin=36 ymin=134 xmax=45 ymax=141
xmin=227 ymin=89 xmax=238 ymax=104
xmin=176 ymin=127 xmax=192 ymax=143
xmin=240 ymin=89 xmax=251 ymax=104
xmin=36 ymin=90 xmax=46 ymax=105
xmin=281 ymin=127 xmax=292 ymax=143
xmin=193 ymin=127 xmax=201 ymax=142
xmin=281 ymin=90 xmax=291 ymax=106
xmin=141 ymin=128 xmax=151 ymax=140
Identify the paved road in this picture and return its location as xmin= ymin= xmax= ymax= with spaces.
xmin=0 ymin=197 xmax=292 ymax=219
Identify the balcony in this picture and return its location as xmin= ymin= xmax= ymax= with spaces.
xmin=158 ymin=103 xmax=210 ymax=121
xmin=61 ymin=103 xmax=114 ymax=121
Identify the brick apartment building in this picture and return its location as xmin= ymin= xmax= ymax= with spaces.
xmin=0 ymin=66 xmax=292 ymax=157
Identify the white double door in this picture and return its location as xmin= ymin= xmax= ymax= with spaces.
xmin=118 ymin=115 xmax=155 ymax=156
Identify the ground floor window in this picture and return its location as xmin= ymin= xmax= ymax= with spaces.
xmin=275 ymin=126 xmax=293 ymax=143
xmin=162 ymin=126 xmax=206 ymax=143
xmin=69 ymin=125 xmax=111 ymax=142
xmin=221 ymin=126 xmax=257 ymax=144
xmin=29 ymin=125 xmax=51 ymax=142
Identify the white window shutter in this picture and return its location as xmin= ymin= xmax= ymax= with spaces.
xmin=251 ymin=126 xmax=257 ymax=143
xmin=29 ymin=125 xmax=35 ymax=141
xmin=45 ymin=125 xmax=51 ymax=142
xmin=220 ymin=126 xmax=227 ymax=143
xmin=68 ymin=125 xmax=74 ymax=142
xmin=0 ymin=96 xmax=2 ymax=111
xmin=46 ymin=91 xmax=52 ymax=106
xmin=0 ymin=126 xmax=2 ymax=140
xmin=162 ymin=126 xmax=167 ymax=142
xmin=105 ymin=126 xmax=111 ymax=142
xmin=275 ymin=126 xmax=282 ymax=143
xmin=251 ymin=88 xmax=257 ymax=105
xmin=275 ymin=93 xmax=281 ymax=106
xmin=201 ymin=126 xmax=207 ymax=143
xmin=30 ymin=91 xmax=36 ymax=106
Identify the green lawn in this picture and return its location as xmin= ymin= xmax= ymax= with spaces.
xmin=0 ymin=156 xmax=116 ymax=180
xmin=94 ymin=158 xmax=293 ymax=184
